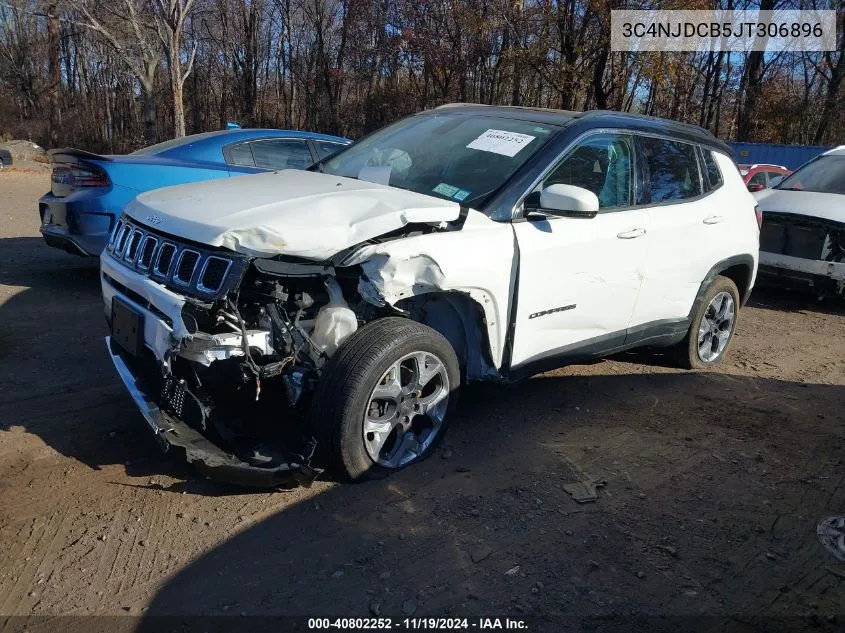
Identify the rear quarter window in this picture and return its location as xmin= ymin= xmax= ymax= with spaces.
xmin=225 ymin=142 xmax=255 ymax=167
xmin=702 ymin=149 xmax=723 ymax=189
xmin=638 ymin=136 xmax=703 ymax=203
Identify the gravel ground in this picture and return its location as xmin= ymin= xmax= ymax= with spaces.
xmin=1 ymin=170 xmax=844 ymax=631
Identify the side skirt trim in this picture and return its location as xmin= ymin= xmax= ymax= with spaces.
xmin=506 ymin=316 xmax=691 ymax=381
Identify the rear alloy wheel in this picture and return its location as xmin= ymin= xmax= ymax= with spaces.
xmin=697 ymin=291 xmax=735 ymax=362
xmin=312 ymin=318 xmax=460 ymax=481
xmin=675 ymin=275 xmax=740 ymax=369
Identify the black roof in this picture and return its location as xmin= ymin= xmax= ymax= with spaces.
xmin=432 ymin=103 xmax=732 ymax=156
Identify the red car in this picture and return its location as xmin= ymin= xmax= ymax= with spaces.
xmin=738 ymin=163 xmax=791 ymax=192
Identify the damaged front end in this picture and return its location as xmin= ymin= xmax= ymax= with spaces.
xmin=759 ymin=212 xmax=845 ymax=297
xmin=102 ymin=201 xmax=507 ymax=487
xmin=101 ymin=219 xmax=406 ymax=487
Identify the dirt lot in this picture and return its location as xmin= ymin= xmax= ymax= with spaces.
xmin=1 ymin=169 xmax=844 ymax=630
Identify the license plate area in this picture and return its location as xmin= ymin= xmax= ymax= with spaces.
xmin=111 ymin=297 xmax=144 ymax=356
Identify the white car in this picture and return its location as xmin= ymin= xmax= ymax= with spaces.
xmin=755 ymin=146 xmax=845 ymax=298
xmin=100 ymin=105 xmax=760 ymax=486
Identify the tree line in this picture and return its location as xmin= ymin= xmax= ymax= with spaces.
xmin=1 ymin=0 xmax=843 ymax=154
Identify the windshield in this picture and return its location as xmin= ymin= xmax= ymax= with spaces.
xmin=776 ymin=155 xmax=845 ymax=194
xmin=131 ymin=131 xmax=222 ymax=156
xmin=319 ymin=113 xmax=559 ymax=208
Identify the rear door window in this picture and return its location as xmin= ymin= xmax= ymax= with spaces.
xmin=250 ymin=139 xmax=314 ymax=170
xmin=638 ymin=137 xmax=703 ymax=203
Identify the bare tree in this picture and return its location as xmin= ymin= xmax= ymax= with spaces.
xmin=72 ymin=0 xmax=163 ymax=142
xmin=4 ymin=0 xmax=845 ymax=151
xmin=151 ymin=0 xmax=197 ymax=137
xmin=813 ymin=8 xmax=845 ymax=144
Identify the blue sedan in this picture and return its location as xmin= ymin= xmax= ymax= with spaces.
xmin=38 ymin=129 xmax=351 ymax=256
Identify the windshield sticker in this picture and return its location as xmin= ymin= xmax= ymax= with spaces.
xmin=433 ymin=182 xmax=460 ymax=197
xmin=358 ymin=165 xmax=391 ymax=185
xmin=467 ymin=129 xmax=536 ymax=157
xmin=453 ymin=189 xmax=471 ymax=202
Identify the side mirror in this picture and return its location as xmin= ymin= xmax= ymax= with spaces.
xmin=525 ymin=184 xmax=600 ymax=218
xmin=747 ymin=183 xmax=765 ymax=193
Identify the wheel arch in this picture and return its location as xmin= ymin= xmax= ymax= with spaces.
xmin=688 ymin=254 xmax=755 ymax=321
xmin=396 ymin=291 xmax=501 ymax=383
xmin=718 ymin=258 xmax=755 ymax=306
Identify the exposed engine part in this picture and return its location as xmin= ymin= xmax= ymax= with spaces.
xmin=311 ymin=277 xmax=358 ymax=356
xmin=179 ymin=330 xmax=274 ymax=366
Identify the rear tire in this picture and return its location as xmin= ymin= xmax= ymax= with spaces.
xmin=675 ymin=275 xmax=740 ymax=370
xmin=311 ymin=317 xmax=460 ymax=481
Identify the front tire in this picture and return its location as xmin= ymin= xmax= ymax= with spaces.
xmin=311 ymin=317 xmax=460 ymax=481
xmin=675 ymin=275 xmax=740 ymax=370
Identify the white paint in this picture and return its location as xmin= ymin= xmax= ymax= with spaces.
xmin=540 ymin=184 xmax=599 ymax=213
xmin=629 ymin=151 xmax=759 ymax=326
xmin=125 ymin=170 xmax=460 ymax=260
xmin=342 ymin=210 xmax=515 ymax=368
xmin=101 ymin=250 xmax=189 ymax=363
xmin=754 ymin=188 xmax=845 ymax=224
xmin=509 ymin=208 xmax=649 ymax=367
xmin=822 ymin=145 xmax=845 ymax=156
xmin=466 ymin=129 xmax=535 ymax=157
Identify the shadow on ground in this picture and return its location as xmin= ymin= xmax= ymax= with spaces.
xmin=747 ymin=287 xmax=845 ymax=317
xmin=130 ymin=370 xmax=845 ymax=630
xmin=0 ymin=236 xmax=185 ymax=480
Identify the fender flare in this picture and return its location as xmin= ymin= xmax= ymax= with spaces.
xmin=687 ymin=254 xmax=756 ymax=322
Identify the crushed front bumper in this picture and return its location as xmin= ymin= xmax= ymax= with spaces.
xmin=105 ymin=337 xmax=321 ymax=488
xmin=758 ymin=251 xmax=845 ymax=297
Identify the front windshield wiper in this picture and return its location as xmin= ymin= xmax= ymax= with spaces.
xmin=776 ymin=187 xmax=804 ymax=191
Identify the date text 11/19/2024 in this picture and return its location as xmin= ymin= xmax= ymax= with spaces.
xmin=307 ymin=617 xmax=529 ymax=630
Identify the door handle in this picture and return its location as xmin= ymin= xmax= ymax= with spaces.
xmin=617 ymin=228 xmax=646 ymax=239
xmin=703 ymin=215 xmax=724 ymax=225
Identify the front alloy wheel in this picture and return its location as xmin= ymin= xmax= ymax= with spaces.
xmin=364 ymin=351 xmax=450 ymax=468
xmin=312 ymin=318 xmax=460 ymax=481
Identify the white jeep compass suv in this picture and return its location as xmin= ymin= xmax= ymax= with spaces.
xmin=100 ymin=105 xmax=759 ymax=486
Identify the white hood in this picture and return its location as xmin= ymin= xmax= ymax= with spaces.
xmin=125 ymin=170 xmax=461 ymax=260
xmin=754 ymin=188 xmax=845 ymax=224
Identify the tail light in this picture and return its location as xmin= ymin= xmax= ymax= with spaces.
xmin=754 ymin=204 xmax=762 ymax=230
xmin=51 ymin=162 xmax=111 ymax=188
